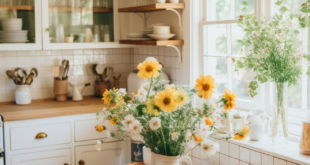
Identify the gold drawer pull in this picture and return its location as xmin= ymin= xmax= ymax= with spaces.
xmin=95 ymin=125 xmax=106 ymax=132
xmin=79 ymin=160 xmax=85 ymax=165
xmin=35 ymin=132 xmax=48 ymax=139
xmin=64 ymin=164 xmax=69 ymax=165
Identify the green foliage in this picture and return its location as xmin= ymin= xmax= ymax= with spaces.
xmin=225 ymin=134 xmax=232 ymax=141
xmin=279 ymin=6 xmax=289 ymax=13
xmin=242 ymin=1 xmax=248 ymax=6
xmin=275 ymin=0 xmax=284 ymax=6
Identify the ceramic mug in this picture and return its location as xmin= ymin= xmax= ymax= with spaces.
xmin=65 ymin=36 xmax=74 ymax=43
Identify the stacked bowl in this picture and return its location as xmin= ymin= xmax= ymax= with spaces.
xmin=0 ymin=18 xmax=28 ymax=43
xmin=147 ymin=26 xmax=175 ymax=40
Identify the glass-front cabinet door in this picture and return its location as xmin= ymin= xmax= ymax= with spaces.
xmin=0 ymin=0 xmax=42 ymax=50
xmin=42 ymin=0 xmax=120 ymax=50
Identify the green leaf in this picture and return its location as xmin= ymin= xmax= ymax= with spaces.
xmin=308 ymin=0 xmax=310 ymax=3
xmin=300 ymin=22 xmax=306 ymax=28
xmin=100 ymin=140 xmax=104 ymax=143
xmin=242 ymin=1 xmax=248 ymax=6
xmin=242 ymin=7 xmax=248 ymax=13
xmin=279 ymin=6 xmax=288 ymax=13
xmin=301 ymin=6 xmax=310 ymax=13
xmin=249 ymin=81 xmax=259 ymax=90
xmin=225 ymin=134 xmax=232 ymax=141
xmin=136 ymin=104 xmax=147 ymax=116
xmin=275 ymin=0 xmax=283 ymax=6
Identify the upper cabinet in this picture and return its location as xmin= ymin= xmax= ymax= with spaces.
xmin=42 ymin=0 xmax=121 ymax=49
xmin=0 ymin=0 xmax=42 ymax=50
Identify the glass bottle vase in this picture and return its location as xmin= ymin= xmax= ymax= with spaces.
xmin=271 ymin=83 xmax=288 ymax=143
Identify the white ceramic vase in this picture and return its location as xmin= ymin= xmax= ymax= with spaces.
xmin=155 ymin=153 xmax=192 ymax=165
xmin=15 ymin=85 xmax=31 ymax=105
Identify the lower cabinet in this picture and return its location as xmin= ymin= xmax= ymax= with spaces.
xmin=75 ymin=141 xmax=127 ymax=165
xmin=11 ymin=149 xmax=71 ymax=165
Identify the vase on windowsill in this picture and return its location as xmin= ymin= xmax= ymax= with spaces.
xmin=271 ymin=82 xmax=288 ymax=143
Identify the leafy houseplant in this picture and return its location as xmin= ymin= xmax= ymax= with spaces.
xmin=235 ymin=0 xmax=310 ymax=142
xmin=95 ymin=57 xmax=236 ymax=164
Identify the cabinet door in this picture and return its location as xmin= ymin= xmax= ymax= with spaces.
xmin=75 ymin=141 xmax=129 ymax=165
xmin=0 ymin=0 xmax=42 ymax=50
xmin=42 ymin=0 xmax=120 ymax=50
xmin=11 ymin=149 xmax=71 ymax=165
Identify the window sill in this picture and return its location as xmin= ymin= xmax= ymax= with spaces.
xmin=212 ymin=134 xmax=310 ymax=165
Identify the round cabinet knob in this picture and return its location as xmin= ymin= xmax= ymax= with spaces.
xmin=35 ymin=132 xmax=48 ymax=139
xmin=45 ymin=28 xmax=49 ymax=31
xmin=79 ymin=160 xmax=85 ymax=165
xmin=64 ymin=163 xmax=69 ymax=165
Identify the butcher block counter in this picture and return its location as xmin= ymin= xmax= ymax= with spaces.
xmin=0 ymin=97 xmax=110 ymax=121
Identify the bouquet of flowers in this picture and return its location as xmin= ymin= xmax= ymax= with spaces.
xmin=96 ymin=57 xmax=237 ymax=158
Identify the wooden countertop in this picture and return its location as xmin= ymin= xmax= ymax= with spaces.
xmin=0 ymin=97 xmax=109 ymax=122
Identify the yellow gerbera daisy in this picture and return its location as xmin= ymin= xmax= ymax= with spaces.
xmin=234 ymin=125 xmax=250 ymax=141
xmin=205 ymin=117 xmax=214 ymax=126
xmin=111 ymin=96 xmax=124 ymax=108
xmin=195 ymin=75 xmax=217 ymax=100
xmin=233 ymin=134 xmax=246 ymax=141
xmin=222 ymin=89 xmax=237 ymax=110
xmin=102 ymin=89 xmax=113 ymax=106
xmin=137 ymin=60 xmax=162 ymax=79
xmin=146 ymin=98 xmax=160 ymax=116
xmin=155 ymin=86 xmax=178 ymax=113
xmin=175 ymin=89 xmax=190 ymax=107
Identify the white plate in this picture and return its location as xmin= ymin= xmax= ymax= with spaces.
xmin=0 ymin=40 xmax=29 ymax=43
xmin=147 ymin=34 xmax=176 ymax=40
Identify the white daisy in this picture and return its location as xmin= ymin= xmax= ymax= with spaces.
xmin=123 ymin=115 xmax=136 ymax=131
xmin=145 ymin=57 xmax=157 ymax=62
xmin=149 ymin=117 xmax=161 ymax=130
xmin=185 ymin=131 xmax=192 ymax=140
xmin=130 ymin=132 xmax=142 ymax=142
xmin=117 ymin=88 xmax=127 ymax=96
xmin=130 ymin=120 xmax=143 ymax=133
xmin=95 ymin=140 xmax=102 ymax=151
xmin=171 ymin=132 xmax=180 ymax=141
xmin=201 ymin=139 xmax=219 ymax=157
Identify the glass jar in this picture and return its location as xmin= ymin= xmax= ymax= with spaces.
xmin=232 ymin=113 xmax=244 ymax=134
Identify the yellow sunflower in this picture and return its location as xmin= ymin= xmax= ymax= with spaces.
xmin=233 ymin=134 xmax=246 ymax=141
xmin=137 ymin=60 xmax=162 ymax=79
xmin=222 ymin=89 xmax=237 ymax=110
xmin=102 ymin=89 xmax=113 ymax=106
xmin=195 ymin=75 xmax=217 ymax=100
xmin=175 ymin=89 xmax=190 ymax=107
xmin=193 ymin=134 xmax=203 ymax=142
xmin=155 ymin=86 xmax=178 ymax=113
xmin=205 ymin=117 xmax=214 ymax=126
xmin=233 ymin=125 xmax=250 ymax=141
xmin=146 ymin=98 xmax=160 ymax=116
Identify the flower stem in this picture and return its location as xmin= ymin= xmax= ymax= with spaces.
xmin=160 ymin=127 xmax=167 ymax=155
xmin=146 ymin=77 xmax=153 ymax=98
xmin=272 ymin=83 xmax=288 ymax=138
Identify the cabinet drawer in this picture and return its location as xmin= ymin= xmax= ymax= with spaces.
xmin=75 ymin=119 xmax=118 ymax=142
xmin=10 ymin=122 xmax=71 ymax=150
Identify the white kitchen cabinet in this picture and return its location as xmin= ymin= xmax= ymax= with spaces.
xmin=75 ymin=141 xmax=127 ymax=165
xmin=11 ymin=148 xmax=71 ymax=165
xmin=41 ymin=0 xmax=121 ymax=50
xmin=0 ymin=0 xmax=42 ymax=50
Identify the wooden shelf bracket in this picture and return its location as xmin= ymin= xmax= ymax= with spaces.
xmin=166 ymin=8 xmax=182 ymax=30
xmin=167 ymin=45 xmax=182 ymax=65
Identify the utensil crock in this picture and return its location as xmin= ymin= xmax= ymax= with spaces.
xmin=54 ymin=78 xmax=68 ymax=102
xmin=15 ymin=85 xmax=31 ymax=105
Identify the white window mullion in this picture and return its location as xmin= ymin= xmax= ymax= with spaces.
xmin=227 ymin=24 xmax=233 ymax=90
xmin=230 ymin=0 xmax=235 ymax=20
xmin=302 ymin=28 xmax=309 ymax=111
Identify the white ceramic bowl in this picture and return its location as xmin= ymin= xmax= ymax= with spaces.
xmin=147 ymin=33 xmax=176 ymax=40
xmin=170 ymin=0 xmax=179 ymax=3
xmin=156 ymin=0 xmax=166 ymax=3
xmin=127 ymin=33 xmax=146 ymax=38
xmin=153 ymin=26 xmax=170 ymax=34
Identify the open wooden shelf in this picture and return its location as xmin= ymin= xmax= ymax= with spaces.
xmin=118 ymin=3 xmax=184 ymax=12
xmin=119 ymin=40 xmax=183 ymax=46
xmin=0 ymin=5 xmax=34 ymax=10
xmin=49 ymin=7 xmax=113 ymax=13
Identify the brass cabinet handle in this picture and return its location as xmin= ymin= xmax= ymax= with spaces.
xmin=95 ymin=125 xmax=106 ymax=132
xmin=35 ymin=132 xmax=48 ymax=139
xmin=45 ymin=28 xmax=49 ymax=31
xmin=79 ymin=160 xmax=85 ymax=165
xmin=64 ymin=164 xmax=68 ymax=165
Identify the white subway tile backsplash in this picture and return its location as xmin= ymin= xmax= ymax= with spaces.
xmin=113 ymin=48 xmax=122 ymax=54
xmin=31 ymin=89 xmax=42 ymax=100
xmin=0 ymin=90 xmax=6 ymax=102
xmin=41 ymin=77 xmax=54 ymax=88
xmin=83 ymin=55 xmax=93 ymax=64
xmin=287 ymin=162 xmax=298 ymax=165
xmin=16 ymin=51 xmax=29 ymax=56
xmin=239 ymin=161 xmax=250 ymax=165
xmin=6 ymin=90 xmax=15 ymax=101
xmin=5 ymin=51 xmax=16 ymax=56
xmin=73 ymin=66 xmax=84 ymax=76
xmin=73 ymin=55 xmax=84 ymax=65
xmin=229 ymin=143 xmax=239 ymax=159
xmin=113 ymin=55 xmax=123 ymax=64
xmin=29 ymin=50 xmax=40 ymax=56
xmin=5 ymin=79 xmax=16 ymax=90
xmin=84 ymin=49 xmax=93 ymax=55
xmin=230 ymin=157 xmax=239 ymax=165
xmin=5 ymin=57 xmax=17 ymax=69
xmin=240 ymin=147 xmax=250 ymax=163
xmin=62 ymin=50 xmax=73 ymax=55
xmin=52 ymin=56 xmax=63 ymax=66
xmin=0 ymin=57 xmax=5 ymax=69
xmin=165 ymin=56 xmax=171 ymax=67
xmin=41 ymin=88 xmax=54 ymax=99
xmin=274 ymin=158 xmax=287 ymax=165
xmin=16 ymin=57 xmax=29 ymax=67
xmin=251 ymin=150 xmax=262 ymax=165
xmin=40 ymin=50 xmax=52 ymax=56
xmin=153 ymin=46 xmax=159 ymax=55
xmin=0 ymin=80 xmax=5 ymax=90
xmin=262 ymin=154 xmax=274 ymax=165
xmin=158 ymin=46 xmax=165 ymax=55
xmin=220 ymin=140 xmax=229 ymax=155
xmin=62 ymin=55 xmax=74 ymax=62
xmin=40 ymin=67 xmax=53 ymax=78
xmin=52 ymin=50 xmax=62 ymax=56
xmin=28 ymin=56 xmax=41 ymax=67
xmin=73 ymin=49 xmax=83 ymax=55
xmin=0 ymin=69 xmax=6 ymax=80
xmin=220 ymin=154 xmax=229 ymax=165
xmin=30 ymin=79 xmax=41 ymax=89
xmin=122 ymin=54 xmax=131 ymax=63
xmin=0 ymin=52 xmax=4 ymax=57
xmin=40 ymin=56 xmax=52 ymax=66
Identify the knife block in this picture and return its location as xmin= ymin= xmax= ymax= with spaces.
xmin=95 ymin=81 xmax=110 ymax=97
xmin=54 ymin=78 xmax=68 ymax=101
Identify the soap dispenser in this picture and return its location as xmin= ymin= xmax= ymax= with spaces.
xmin=300 ymin=113 xmax=310 ymax=155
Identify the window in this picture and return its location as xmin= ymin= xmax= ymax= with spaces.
xmin=200 ymin=0 xmax=310 ymax=140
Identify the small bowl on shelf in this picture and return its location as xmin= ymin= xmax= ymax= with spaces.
xmin=153 ymin=26 xmax=170 ymax=34
xmin=127 ymin=33 xmax=145 ymax=38
xmin=147 ymin=34 xmax=175 ymax=40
